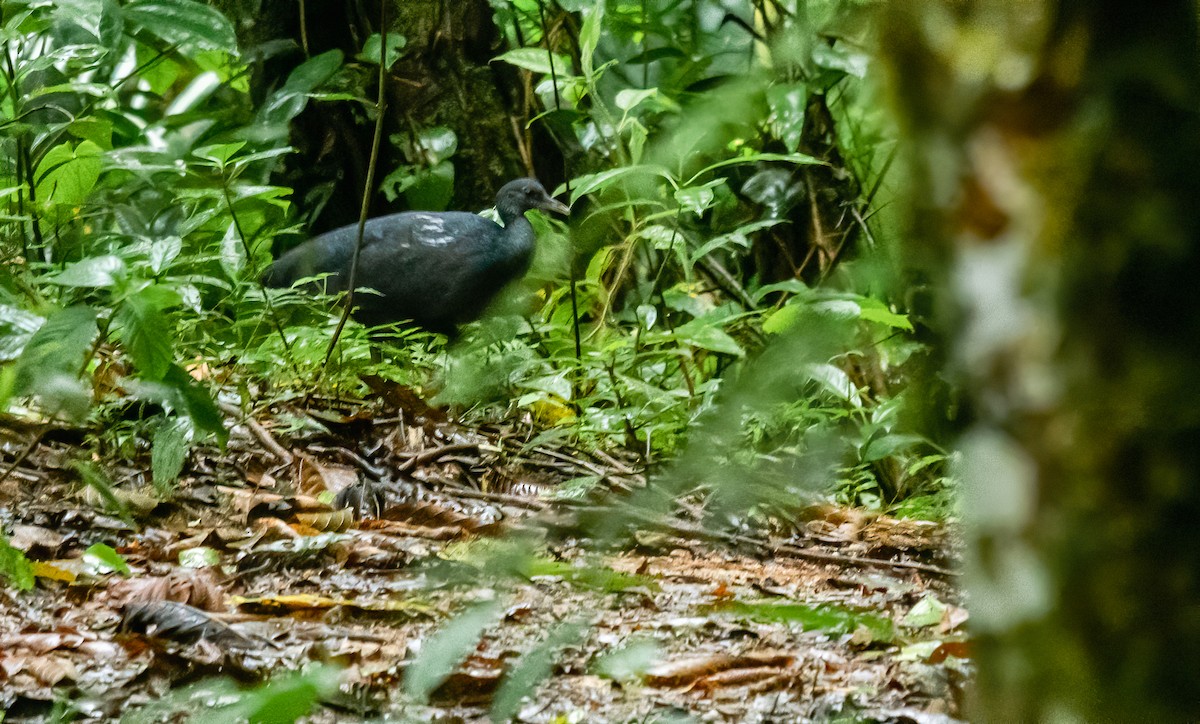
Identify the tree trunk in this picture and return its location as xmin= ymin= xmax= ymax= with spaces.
xmin=219 ymin=0 xmax=528 ymax=230
xmin=883 ymin=1 xmax=1200 ymax=720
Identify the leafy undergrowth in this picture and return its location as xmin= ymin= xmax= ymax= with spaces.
xmin=0 ymin=392 xmax=967 ymax=723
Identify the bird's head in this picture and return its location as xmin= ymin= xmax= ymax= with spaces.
xmin=496 ymin=178 xmax=571 ymax=221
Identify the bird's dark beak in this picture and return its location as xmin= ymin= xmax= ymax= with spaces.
xmin=540 ymin=195 xmax=571 ymax=216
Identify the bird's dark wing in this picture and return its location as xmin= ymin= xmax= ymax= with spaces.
xmin=343 ymin=212 xmax=508 ymax=329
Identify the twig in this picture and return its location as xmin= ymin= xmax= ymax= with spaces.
xmin=397 ymin=442 xmax=479 ymax=472
xmin=323 ymin=0 xmax=389 ymax=373
xmin=586 ymin=500 xmax=959 ymax=579
xmin=218 ymin=402 xmax=293 ymax=464
xmin=0 ymin=431 xmax=43 ymax=488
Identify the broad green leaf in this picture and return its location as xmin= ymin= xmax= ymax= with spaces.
xmin=579 ymin=0 xmax=604 ymax=80
xmin=0 ymin=304 xmax=45 ymax=362
xmin=164 ymin=365 xmax=226 ymax=444
xmin=258 ymin=50 xmax=343 ymax=127
xmin=34 ymin=140 xmax=103 ymax=208
xmin=67 ymin=117 xmax=113 ymax=150
xmin=405 ymin=601 xmax=502 ymax=704
xmin=48 ymin=255 xmax=125 ymax=288
xmin=219 ymin=666 xmax=341 ymax=723
xmin=902 ymin=594 xmax=948 ymax=629
xmin=686 ymin=152 xmax=824 ymax=186
xmin=805 ymin=362 xmax=859 ymax=405
xmin=862 ymin=433 xmax=927 ymax=463
xmin=124 ymin=0 xmax=237 ymax=53
xmin=148 ymin=236 xmax=183 ymax=274
xmin=357 ymin=32 xmax=407 ymax=68
xmin=567 ymin=165 xmax=673 ymax=205
xmin=521 ymin=373 xmax=572 ymax=401
xmin=674 ymin=179 xmax=725 ymax=215
xmin=812 ymin=42 xmax=869 ymax=79
xmin=767 ymin=82 xmax=807 ymax=153
xmin=12 ymin=304 xmax=97 ymax=397
xmin=0 ymin=533 xmax=35 ymax=591
xmin=857 ymin=297 xmax=913 ymax=331
xmin=193 ymin=141 xmax=247 ymax=167
xmin=593 ymin=639 xmax=663 ymax=682
xmin=673 ymin=319 xmax=744 ymax=356
xmin=178 ymin=546 xmax=220 ymax=568
xmin=83 ymin=543 xmax=132 ymax=576
xmin=116 ymin=285 xmax=181 ymax=381
xmin=494 ymin=47 xmax=572 ymax=75
xmin=615 ymin=88 xmax=657 ymax=113
xmin=220 ymin=222 xmax=245 ymax=281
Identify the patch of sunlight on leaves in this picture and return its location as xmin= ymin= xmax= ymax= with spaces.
xmin=708 ymin=599 xmax=895 ymax=642
xmin=524 ymin=557 xmax=659 ymax=593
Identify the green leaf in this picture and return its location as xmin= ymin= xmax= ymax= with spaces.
xmin=405 ymin=601 xmax=503 ymax=704
xmin=178 ymin=546 xmax=220 ymax=568
xmin=219 ymin=222 xmax=245 ymax=281
xmin=152 ymin=416 xmax=192 ymax=492
xmin=862 ymin=433 xmax=927 ymax=463
xmin=67 ymin=117 xmax=114 ymax=150
xmin=124 ymin=0 xmax=238 ymax=53
xmin=0 ymin=304 xmax=45 ymax=362
xmin=567 ymin=165 xmax=673 ymax=205
xmin=12 ymin=306 xmax=98 ymax=420
xmin=804 ymin=362 xmax=859 ymax=404
xmin=223 ymin=666 xmax=341 ymax=723
xmin=767 ymin=82 xmax=807 ymax=153
xmin=674 ymin=179 xmax=725 ymax=215
xmin=494 ymin=47 xmax=572 ymax=75
xmin=856 ymin=297 xmax=913 ymax=331
xmin=115 ymin=285 xmax=181 ymax=381
xmin=715 ymin=600 xmax=894 ymax=642
xmin=83 ymin=543 xmax=132 ymax=576
xmin=192 ymin=141 xmax=247 ymax=167
xmin=686 ymin=152 xmax=824 ymax=186
xmin=579 ymin=0 xmax=604 ymax=80
xmin=258 ymin=50 xmax=343 ymax=127
xmin=812 ymin=42 xmax=869 ymax=79
xmin=47 ymin=255 xmax=125 ymax=288
xmin=34 ymin=140 xmax=103 ymax=208
xmin=902 ymin=594 xmax=948 ymax=629
xmin=357 ymin=32 xmax=406 ymax=68
xmin=673 ymin=319 xmax=744 ymax=356
xmin=491 ymin=624 xmax=584 ymax=722
xmin=0 ymin=533 xmax=35 ymax=591
xmin=615 ymin=88 xmax=657 ymax=114
xmin=593 ymin=640 xmax=662 ymax=682
xmin=165 ymin=365 xmax=227 ymax=444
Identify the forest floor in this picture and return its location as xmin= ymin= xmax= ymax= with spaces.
xmin=0 ymin=388 xmax=968 ymax=723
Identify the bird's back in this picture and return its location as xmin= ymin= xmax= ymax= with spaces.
xmin=264 ymin=210 xmax=534 ymax=332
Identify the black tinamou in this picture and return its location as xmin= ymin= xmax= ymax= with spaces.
xmin=264 ymin=178 xmax=569 ymax=335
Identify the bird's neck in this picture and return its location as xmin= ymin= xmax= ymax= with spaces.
xmin=497 ymin=202 xmax=530 ymax=227
xmin=494 ymin=208 xmax=535 ymax=263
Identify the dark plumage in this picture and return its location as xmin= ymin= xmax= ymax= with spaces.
xmin=264 ymin=178 xmax=570 ymax=334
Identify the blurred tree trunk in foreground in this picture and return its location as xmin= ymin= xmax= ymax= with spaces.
xmin=883 ymin=1 xmax=1200 ymax=720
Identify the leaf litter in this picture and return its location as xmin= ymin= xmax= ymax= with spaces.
xmin=0 ymin=391 xmax=967 ymax=722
